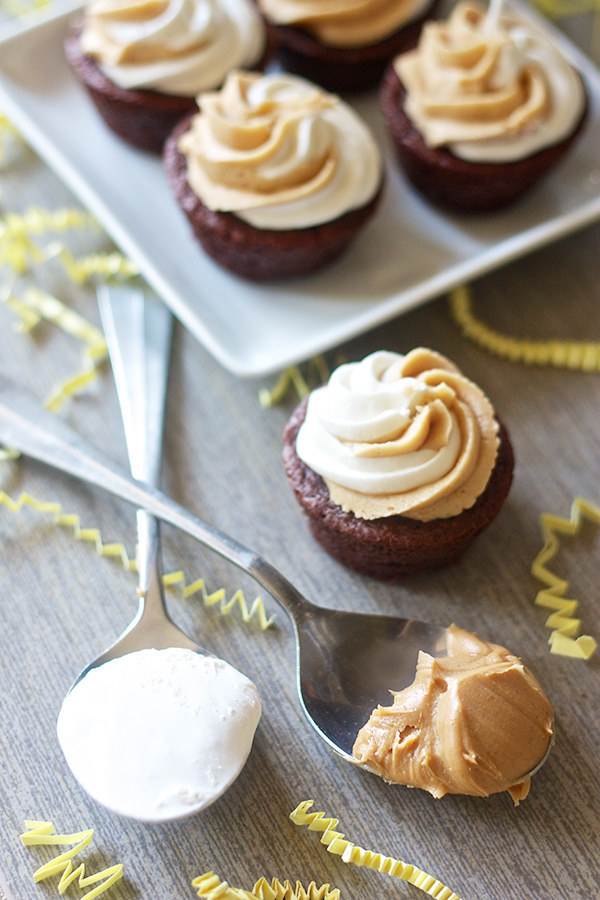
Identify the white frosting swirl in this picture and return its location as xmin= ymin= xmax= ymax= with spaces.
xmin=397 ymin=3 xmax=585 ymax=163
xmin=296 ymin=348 xmax=500 ymax=521
xmin=297 ymin=351 xmax=461 ymax=495
xmin=180 ymin=72 xmax=382 ymax=230
xmin=81 ymin=0 xmax=266 ymax=96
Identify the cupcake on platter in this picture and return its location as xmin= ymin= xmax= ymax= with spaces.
xmin=165 ymin=71 xmax=383 ymax=280
xmin=283 ymin=348 xmax=514 ymax=579
xmin=257 ymin=0 xmax=438 ymax=93
xmin=381 ymin=1 xmax=587 ymax=211
xmin=65 ymin=0 xmax=268 ymax=153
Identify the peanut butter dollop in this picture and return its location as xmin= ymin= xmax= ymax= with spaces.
xmin=353 ymin=625 xmax=554 ymax=803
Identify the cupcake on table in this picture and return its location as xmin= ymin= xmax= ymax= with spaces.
xmin=257 ymin=0 xmax=439 ymax=93
xmin=381 ymin=1 xmax=587 ymax=211
xmin=66 ymin=0 xmax=268 ymax=152
xmin=283 ymin=348 xmax=514 ymax=579
xmin=164 ymin=71 xmax=383 ymax=280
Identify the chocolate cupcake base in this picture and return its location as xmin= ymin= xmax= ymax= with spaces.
xmin=164 ymin=115 xmax=383 ymax=281
xmin=65 ymin=28 xmax=273 ymax=154
xmin=65 ymin=30 xmax=197 ymax=154
xmin=267 ymin=1 xmax=438 ymax=94
xmin=380 ymin=66 xmax=588 ymax=213
xmin=283 ymin=398 xmax=515 ymax=580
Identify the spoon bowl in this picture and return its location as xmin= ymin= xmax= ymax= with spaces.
xmin=295 ymin=605 xmax=447 ymax=760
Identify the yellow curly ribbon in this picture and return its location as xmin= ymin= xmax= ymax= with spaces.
xmin=531 ymin=498 xmax=599 ymax=660
xmin=20 ymin=820 xmax=123 ymax=900
xmin=533 ymin=0 xmax=600 ymax=17
xmin=0 ymin=207 xmax=95 ymax=273
xmin=259 ymin=356 xmax=332 ymax=408
xmin=52 ymin=246 xmax=139 ymax=284
xmin=449 ymin=285 xmax=600 ymax=372
xmin=0 ymin=112 xmax=20 ymax=162
xmin=163 ymin=570 xmax=275 ymax=630
xmin=192 ymin=872 xmax=340 ymax=900
xmin=0 ymin=0 xmax=50 ymax=17
xmin=0 ymin=490 xmax=275 ymax=629
xmin=252 ymin=879 xmax=340 ymax=900
xmin=259 ymin=367 xmax=310 ymax=408
xmin=0 ymin=207 xmax=136 ymax=283
xmin=3 ymin=287 xmax=108 ymax=412
xmin=290 ymin=802 xmax=460 ymax=900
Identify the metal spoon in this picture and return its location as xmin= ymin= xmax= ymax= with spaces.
xmin=0 ymin=361 xmax=552 ymax=784
xmin=76 ymin=284 xmax=201 ymax=680
xmin=62 ymin=287 xmax=238 ymax=823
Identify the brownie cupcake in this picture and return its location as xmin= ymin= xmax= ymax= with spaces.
xmin=283 ymin=348 xmax=514 ymax=579
xmin=257 ymin=0 xmax=438 ymax=93
xmin=65 ymin=0 xmax=268 ymax=153
xmin=165 ymin=71 xmax=383 ymax=280
xmin=381 ymin=2 xmax=587 ymax=212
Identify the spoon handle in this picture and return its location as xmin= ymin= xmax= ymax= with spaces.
xmin=98 ymin=284 xmax=172 ymax=612
xmin=0 ymin=372 xmax=311 ymax=623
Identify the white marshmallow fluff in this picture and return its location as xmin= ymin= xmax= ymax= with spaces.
xmin=57 ymin=648 xmax=261 ymax=821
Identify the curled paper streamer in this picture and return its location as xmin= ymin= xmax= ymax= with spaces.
xmin=259 ymin=367 xmax=309 ymax=408
xmin=0 ymin=208 xmax=135 ymax=412
xmin=192 ymin=872 xmax=340 ymax=899
xmin=0 ymin=0 xmax=50 ymax=18
xmin=20 ymin=820 xmax=123 ymax=900
xmin=290 ymin=801 xmax=460 ymax=900
xmin=449 ymin=285 xmax=600 ymax=372
xmin=0 ymin=206 xmax=137 ymax=282
xmin=0 ymin=207 xmax=96 ymax=273
xmin=0 ymin=112 xmax=20 ymax=161
xmin=163 ymin=570 xmax=275 ymax=630
xmin=259 ymin=356 xmax=331 ymax=408
xmin=2 ymin=287 xmax=108 ymax=412
xmin=252 ymin=879 xmax=340 ymax=900
xmin=533 ymin=0 xmax=600 ymax=17
xmin=0 ymin=490 xmax=275 ymax=629
xmin=531 ymin=498 xmax=598 ymax=660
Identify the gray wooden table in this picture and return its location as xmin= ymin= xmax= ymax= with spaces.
xmin=1 ymin=15 xmax=600 ymax=900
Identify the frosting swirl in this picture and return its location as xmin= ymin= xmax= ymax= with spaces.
xmin=395 ymin=1 xmax=585 ymax=162
xmin=353 ymin=625 xmax=554 ymax=803
xmin=179 ymin=71 xmax=382 ymax=230
xmin=81 ymin=0 xmax=266 ymax=96
xmin=296 ymin=348 xmax=499 ymax=521
xmin=257 ymin=0 xmax=432 ymax=48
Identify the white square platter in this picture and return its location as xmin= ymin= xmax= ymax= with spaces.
xmin=0 ymin=0 xmax=599 ymax=377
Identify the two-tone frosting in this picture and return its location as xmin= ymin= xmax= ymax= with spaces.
xmin=179 ymin=71 xmax=382 ymax=230
xmin=80 ymin=0 xmax=266 ymax=96
xmin=57 ymin=649 xmax=261 ymax=821
xmin=296 ymin=348 xmax=499 ymax=521
xmin=257 ymin=0 xmax=432 ymax=48
xmin=395 ymin=2 xmax=585 ymax=163
xmin=353 ymin=625 xmax=554 ymax=803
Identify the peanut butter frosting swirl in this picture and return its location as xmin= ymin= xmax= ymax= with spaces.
xmin=296 ymin=348 xmax=499 ymax=521
xmin=81 ymin=0 xmax=265 ymax=96
xmin=179 ymin=72 xmax=382 ymax=230
xmin=353 ymin=625 xmax=554 ymax=803
xmin=395 ymin=1 xmax=585 ymax=163
xmin=257 ymin=0 xmax=431 ymax=48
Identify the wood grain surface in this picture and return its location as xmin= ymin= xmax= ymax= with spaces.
xmin=1 ymin=15 xmax=600 ymax=900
